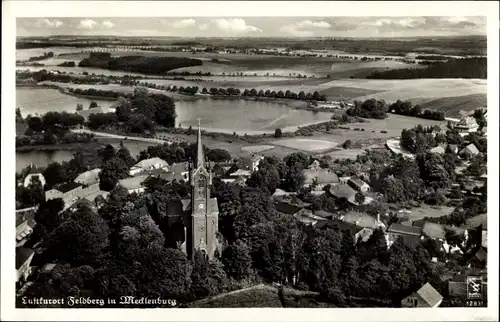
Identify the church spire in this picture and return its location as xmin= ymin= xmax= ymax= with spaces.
xmin=196 ymin=119 xmax=205 ymax=168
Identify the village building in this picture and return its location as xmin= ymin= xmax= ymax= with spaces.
xmin=329 ymin=184 xmax=357 ymax=205
xmin=168 ymin=162 xmax=190 ymax=181
xmin=303 ymin=168 xmax=339 ymax=191
xmin=16 ymin=208 xmax=36 ymax=247
xmin=347 ymin=177 xmax=371 ymax=193
xmin=74 ymin=168 xmax=101 ymax=186
xmin=118 ymin=175 xmax=149 ymax=194
xmin=401 ymin=282 xmax=443 ymax=308
xmin=16 ymin=247 xmax=35 ymax=284
xmin=341 ymin=211 xmax=386 ymax=231
xmin=45 ymin=180 xmax=100 ymax=209
xmin=327 ymin=220 xmax=374 ymax=244
xmin=23 ymin=165 xmax=46 ymax=188
xmin=313 ymin=210 xmax=338 ymax=220
xmin=293 ymin=209 xmax=327 ymax=226
xmin=454 ymin=116 xmax=479 ymax=133
xmin=129 ymin=157 xmax=169 ymax=176
xmin=386 ymin=223 xmax=422 ymax=247
xmin=459 ymin=143 xmax=480 ymax=159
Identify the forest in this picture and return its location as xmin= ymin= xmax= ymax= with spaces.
xmin=366 ymin=57 xmax=487 ymax=79
xmin=78 ymin=52 xmax=203 ymax=75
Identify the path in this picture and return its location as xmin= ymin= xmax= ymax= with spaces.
xmin=71 ymin=128 xmax=171 ymax=145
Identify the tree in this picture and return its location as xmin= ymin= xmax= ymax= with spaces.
xmin=342 ymin=140 xmax=352 ymax=149
xmin=354 ymin=192 xmax=365 ymax=205
xmin=99 ymin=157 xmax=130 ymax=191
xmin=283 ymin=164 xmax=305 ymax=192
xmin=89 ymin=101 xmax=99 ymax=109
xmin=45 ymin=206 xmax=110 ymax=266
xmin=116 ymin=145 xmax=136 ymax=168
xmin=191 ymin=251 xmax=229 ymax=299
xmin=246 ymin=164 xmax=280 ymax=194
xmin=42 ymin=162 xmax=68 ymax=189
xmin=27 ymin=116 xmax=44 ymax=133
xmin=206 ymin=149 xmax=231 ymax=162
xmin=221 ymin=240 xmax=254 ymax=280
xmin=274 ymin=128 xmax=283 ymax=138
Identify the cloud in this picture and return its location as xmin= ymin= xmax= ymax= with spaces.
xmin=212 ymin=18 xmax=261 ymax=33
xmin=37 ymin=19 xmax=63 ymax=28
xmin=171 ymin=18 xmax=196 ymax=28
xmin=102 ymin=20 xmax=115 ymax=29
xmin=77 ymin=19 xmax=97 ymax=29
xmin=280 ymin=20 xmax=331 ymax=37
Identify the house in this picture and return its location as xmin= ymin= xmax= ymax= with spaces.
xmin=275 ymin=201 xmax=303 ymax=216
xmin=23 ymin=165 xmax=46 ymax=188
xmin=74 ymin=168 xmax=101 ymax=185
xmin=118 ymin=175 xmax=149 ymax=194
xmin=414 ymin=221 xmax=446 ymax=241
xmin=16 ymin=247 xmax=35 ymax=283
xmin=303 ymin=168 xmax=339 ymax=191
xmin=16 ymin=209 xmax=36 ymax=247
xmin=169 ymin=162 xmax=190 ymax=181
xmin=229 ymin=169 xmax=252 ymax=178
xmin=313 ymin=210 xmax=338 ymax=220
xmin=401 ymin=283 xmax=443 ymax=308
xmin=272 ymin=188 xmax=295 ymax=199
xmin=341 ymin=211 xmax=385 ymax=231
xmin=339 ymin=176 xmax=350 ymax=184
xmin=329 ymin=220 xmax=374 ymax=244
xmin=221 ymin=175 xmax=247 ymax=186
xmin=45 ymin=181 xmax=100 ymax=209
xmin=238 ymin=154 xmax=264 ymax=172
xmin=77 ymin=106 xmax=104 ymax=121
xmin=329 ymin=184 xmax=357 ymax=204
xmin=293 ymin=209 xmax=327 ymax=226
xmin=130 ymin=157 xmax=169 ymax=176
xmin=459 ymin=144 xmax=480 ymax=158
xmin=347 ymin=177 xmax=371 ymax=193
xmin=308 ymin=160 xmax=321 ymax=170
xmin=454 ymin=116 xmax=479 ymax=133
xmin=460 ymin=213 xmax=487 ymax=231
xmin=387 ymin=223 xmax=422 ymax=247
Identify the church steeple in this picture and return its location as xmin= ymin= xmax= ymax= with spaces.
xmin=196 ymin=119 xmax=205 ymax=169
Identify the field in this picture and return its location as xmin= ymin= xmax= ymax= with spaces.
xmin=419 ymin=93 xmax=487 ymax=117
xmin=271 ymin=138 xmax=339 ymax=152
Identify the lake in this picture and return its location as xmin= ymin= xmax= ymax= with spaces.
xmin=175 ymin=99 xmax=333 ymax=134
xmin=16 ymin=87 xmax=116 ymax=116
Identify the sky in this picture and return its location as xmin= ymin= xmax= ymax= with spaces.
xmin=16 ymin=17 xmax=486 ymax=38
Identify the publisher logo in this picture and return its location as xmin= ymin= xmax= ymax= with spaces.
xmin=466 ymin=276 xmax=483 ymax=300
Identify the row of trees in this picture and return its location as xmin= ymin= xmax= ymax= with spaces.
xmin=388 ymin=100 xmax=445 ymax=121
xmin=78 ymin=52 xmax=203 ymax=75
xmin=367 ymin=57 xmax=487 ymax=79
xmin=167 ymin=85 xmax=328 ymax=102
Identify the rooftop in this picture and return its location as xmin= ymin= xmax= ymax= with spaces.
xmin=303 ymin=168 xmax=339 ymax=185
xmin=118 ymin=175 xmax=149 ymax=190
xmin=16 ymin=247 xmax=35 ymax=269
xmin=460 ymin=213 xmax=487 ymax=230
xmin=329 ymin=184 xmax=356 ymax=201
xmin=418 ymin=222 xmax=446 ymax=240
xmin=133 ymin=157 xmax=168 ymax=169
xmin=54 ymin=181 xmax=82 ymax=193
xmin=275 ymin=201 xmax=302 ymax=215
xmin=415 ymin=282 xmax=443 ymax=307
xmin=74 ymin=168 xmax=101 ymax=185
xmin=342 ymin=211 xmax=380 ymax=229
xmin=388 ymin=223 xmax=422 ymax=236
xmin=460 ymin=143 xmax=480 ymax=156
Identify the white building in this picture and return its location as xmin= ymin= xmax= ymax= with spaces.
xmin=129 ymin=157 xmax=169 ymax=176
xmin=118 ymin=175 xmax=149 ymax=194
xmin=74 ymin=168 xmax=101 ymax=185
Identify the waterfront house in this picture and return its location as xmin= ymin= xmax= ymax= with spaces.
xmin=401 ymin=283 xmax=443 ymax=308
xmin=130 ymin=157 xmax=169 ymax=176
xmin=23 ymin=165 xmax=46 ymax=188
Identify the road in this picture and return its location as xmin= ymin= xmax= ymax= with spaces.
xmin=71 ymin=128 xmax=171 ymax=145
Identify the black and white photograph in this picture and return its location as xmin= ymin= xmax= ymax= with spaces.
xmin=2 ymin=1 xmax=498 ymax=321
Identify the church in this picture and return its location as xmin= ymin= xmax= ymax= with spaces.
xmin=165 ymin=121 xmax=220 ymax=260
